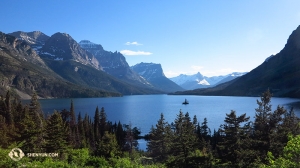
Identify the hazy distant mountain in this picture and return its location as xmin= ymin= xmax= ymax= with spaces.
xmin=173 ymin=25 xmax=300 ymax=97
xmin=170 ymin=72 xmax=247 ymax=90
xmin=131 ymin=62 xmax=184 ymax=93
xmin=79 ymin=40 xmax=153 ymax=88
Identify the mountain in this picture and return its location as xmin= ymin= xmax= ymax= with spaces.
xmin=213 ymin=72 xmax=247 ymax=86
xmin=131 ymin=62 xmax=184 ymax=93
xmin=0 ymin=32 xmax=120 ymax=98
xmin=170 ymin=72 xmax=247 ymax=90
xmin=173 ymin=25 xmax=300 ymax=97
xmin=79 ymin=40 xmax=152 ymax=88
xmin=38 ymin=34 xmax=161 ymax=95
xmin=8 ymin=31 xmax=50 ymax=53
xmin=39 ymin=33 xmax=101 ymax=70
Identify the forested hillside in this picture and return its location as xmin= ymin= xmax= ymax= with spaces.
xmin=1 ymin=89 xmax=300 ymax=167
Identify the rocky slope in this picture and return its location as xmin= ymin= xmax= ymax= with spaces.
xmin=79 ymin=40 xmax=152 ymax=88
xmin=0 ymin=32 xmax=120 ymax=98
xmin=39 ymin=33 xmax=101 ymax=70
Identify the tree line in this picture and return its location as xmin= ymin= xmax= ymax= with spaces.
xmin=0 ymin=89 xmax=300 ymax=167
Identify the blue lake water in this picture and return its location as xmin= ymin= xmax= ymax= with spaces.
xmin=26 ymin=94 xmax=300 ymax=150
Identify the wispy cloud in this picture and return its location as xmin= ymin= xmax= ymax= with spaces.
xmin=120 ymin=50 xmax=152 ymax=56
xmin=125 ymin=42 xmax=143 ymax=46
xmin=191 ymin=65 xmax=204 ymax=71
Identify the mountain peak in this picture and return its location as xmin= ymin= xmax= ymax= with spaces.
xmin=39 ymin=33 xmax=101 ymax=70
xmin=283 ymin=25 xmax=300 ymax=51
xmin=131 ymin=62 xmax=165 ymax=79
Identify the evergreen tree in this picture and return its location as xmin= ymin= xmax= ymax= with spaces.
xmin=147 ymin=113 xmax=173 ymax=162
xmin=217 ymin=110 xmax=250 ymax=166
xmin=253 ymin=89 xmax=273 ymax=163
xmin=124 ymin=122 xmax=138 ymax=154
xmin=94 ymin=106 xmax=100 ymax=142
xmin=95 ymin=131 xmax=119 ymax=158
xmin=116 ymin=121 xmax=125 ymax=149
xmin=99 ymin=107 xmax=107 ymax=138
xmin=69 ymin=100 xmax=79 ymax=148
xmin=77 ymin=112 xmax=87 ymax=148
xmin=19 ymin=105 xmax=41 ymax=153
xmin=44 ymin=111 xmax=69 ymax=155
xmin=168 ymin=110 xmax=198 ymax=167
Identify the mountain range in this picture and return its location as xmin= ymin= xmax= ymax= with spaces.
xmin=173 ymin=25 xmax=300 ymax=98
xmin=2 ymin=24 xmax=300 ymax=98
xmin=169 ymin=72 xmax=247 ymax=90
xmin=1 ymin=31 xmax=173 ymax=98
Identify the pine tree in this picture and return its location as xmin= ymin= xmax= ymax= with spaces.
xmin=69 ymin=100 xmax=79 ymax=148
xmin=116 ymin=121 xmax=125 ymax=148
xmin=168 ymin=110 xmax=198 ymax=167
xmin=99 ymin=107 xmax=107 ymax=138
xmin=124 ymin=122 xmax=138 ymax=154
xmin=44 ymin=111 xmax=69 ymax=155
xmin=253 ymin=89 xmax=274 ymax=163
xmin=217 ymin=110 xmax=250 ymax=166
xmin=95 ymin=131 xmax=120 ymax=158
xmin=19 ymin=105 xmax=41 ymax=153
xmin=147 ymin=113 xmax=173 ymax=162
xmin=94 ymin=106 xmax=100 ymax=142
xmin=77 ymin=112 xmax=87 ymax=148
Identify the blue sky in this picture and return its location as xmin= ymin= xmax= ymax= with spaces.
xmin=2 ymin=1 xmax=300 ymax=77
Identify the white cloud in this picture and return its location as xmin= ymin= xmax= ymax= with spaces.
xmin=125 ymin=42 xmax=143 ymax=46
xmin=120 ymin=50 xmax=152 ymax=56
xmin=191 ymin=65 xmax=204 ymax=71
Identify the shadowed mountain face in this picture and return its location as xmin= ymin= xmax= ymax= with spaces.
xmin=173 ymin=25 xmax=300 ymax=97
xmin=3 ymin=31 xmax=164 ymax=97
xmin=131 ymin=62 xmax=184 ymax=93
xmin=39 ymin=33 xmax=101 ymax=70
xmin=8 ymin=31 xmax=50 ymax=52
xmin=79 ymin=40 xmax=153 ymax=88
xmin=0 ymin=32 xmax=121 ymax=98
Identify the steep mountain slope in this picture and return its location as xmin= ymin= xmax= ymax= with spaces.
xmin=0 ymin=32 xmax=120 ymax=98
xmin=9 ymin=31 xmax=49 ymax=53
xmin=131 ymin=62 xmax=184 ymax=93
xmin=173 ymin=25 xmax=300 ymax=97
xmin=79 ymin=40 xmax=152 ymax=88
xmin=40 ymin=33 xmax=101 ymax=70
xmin=44 ymin=59 xmax=162 ymax=95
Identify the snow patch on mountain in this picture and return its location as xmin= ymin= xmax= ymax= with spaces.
xmin=197 ymin=79 xmax=210 ymax=85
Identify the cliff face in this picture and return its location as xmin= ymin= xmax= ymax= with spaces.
xmin=131 ymin=62 xmax=184 ymax=93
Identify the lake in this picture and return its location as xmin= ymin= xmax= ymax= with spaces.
xmin=28 ymin=94 xmax=300 ymax=150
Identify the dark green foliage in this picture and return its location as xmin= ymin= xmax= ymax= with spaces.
xmin=147 ymin=113 xmax=173 ymax=162
xmin=217 ymin=110 xmax=250 ymax=166
xmin=44 ymin=111 xmax=69 ymax=154
xmin=0 ymin=89 xmax=300 ymax=167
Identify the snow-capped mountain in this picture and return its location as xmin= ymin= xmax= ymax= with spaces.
xmin=131 ymin=62 xmax=184 ymax=93
xmin=170 ymin=72 xmax=247 ymax=90
xmin=170 ymin=72 xmax=205 ymax=85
